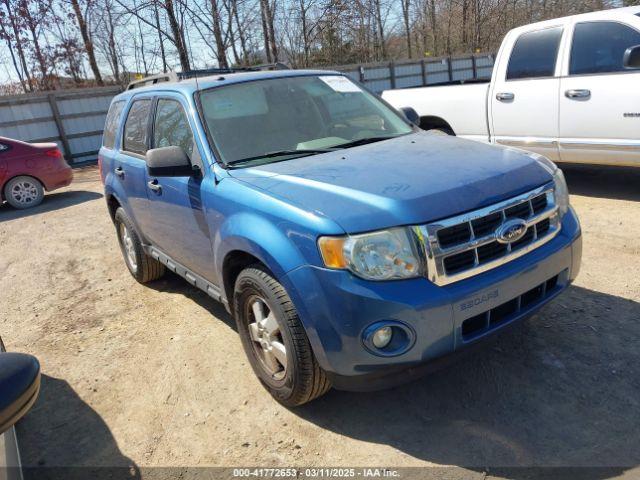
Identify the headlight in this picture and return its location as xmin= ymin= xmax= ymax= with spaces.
xmin=553 ymin=168 xmax=569 ymax=216
xmin=318 ymin=228 xmax=423 ymax=281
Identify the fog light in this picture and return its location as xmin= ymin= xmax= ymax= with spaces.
xmin=372 ymin=326 xmax=393 ymax=349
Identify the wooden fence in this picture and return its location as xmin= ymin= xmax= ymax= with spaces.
xmin=0 ymin=53 xmax=494 ymax=165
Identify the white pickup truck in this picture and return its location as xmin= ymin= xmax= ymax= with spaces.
xmin=382 ymin=6 xmax=640 ymax=166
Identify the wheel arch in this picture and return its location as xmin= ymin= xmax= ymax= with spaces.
xmin=419 ymin=115 xmax=455 ymax=134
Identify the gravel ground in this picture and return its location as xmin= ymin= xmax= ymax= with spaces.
xmin=1 ymin=164 xmax=639 ymax=480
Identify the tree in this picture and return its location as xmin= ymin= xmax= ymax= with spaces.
xmin=68 ymin=0 xmax=103 ymax=84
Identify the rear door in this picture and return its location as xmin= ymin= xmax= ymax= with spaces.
xmin=116 ymin=96 xmax=154 ymax=233
xmin=143 ymin=94 xmax=215 ymax=280
xmin=489 ymin=26 xmax=566 ymax=161
xmin=558 ymin=19 xmax=640 ymax=166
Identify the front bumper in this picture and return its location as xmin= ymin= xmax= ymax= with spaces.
xmin=281 ymin=208 xmax=582 ymax=390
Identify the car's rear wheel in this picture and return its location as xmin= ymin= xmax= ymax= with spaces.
xmin=4 ymin=176 xmax=44 ymax=209
xmin=233 ymin=266 xmax=331 ymax=406
xmin=114 ymin=207 xmax=165 ymax=283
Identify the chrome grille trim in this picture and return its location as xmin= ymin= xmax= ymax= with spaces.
xmin=414 ymin=183 xmax=561 ymax=286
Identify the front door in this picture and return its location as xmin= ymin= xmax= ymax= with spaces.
xmin=559 ymin=20 xmax=640 ymax=166
xmin=489 ymin=26 xmax=565 ymax=161
xmin=143 ymin=95 xmax=216 ymax=281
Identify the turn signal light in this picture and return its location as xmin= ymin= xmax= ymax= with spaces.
xmin=317 ymin=237 xmax=347 ymax=269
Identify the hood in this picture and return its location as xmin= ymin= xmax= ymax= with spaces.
xmin=228 ymin=132 xmax=553 ymax=233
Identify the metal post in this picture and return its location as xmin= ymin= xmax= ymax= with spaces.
xmin=389 ymin=62 xmax=396 ymax=89
xmin=359 ymin=66 xmax=365 ymax=83
xmin=447 ymin=57 xmax=453 ymax=82
xmin=471 ymin=55 xmax=478 ymax=79
xmin=421 ymin=59 xmax=427 ymax=86
xmin=47 ymin=94 xmax=72 ymax=161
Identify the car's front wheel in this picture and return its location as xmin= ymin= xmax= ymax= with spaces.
xmin=234 ymin=266 xmax=331 ymax=406
xmin=4 ymin=176 xmax=44 ymax=209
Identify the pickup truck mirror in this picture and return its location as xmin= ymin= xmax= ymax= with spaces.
xmin=146 ymin=146 xmax=195 ymax=177
xmin=0 ymin=352 xmax=41 ymax=435
xmin=623 ymin=44 xmax=640 ymax=69
xmin=400 ymin=107 xmax=420 ymax=126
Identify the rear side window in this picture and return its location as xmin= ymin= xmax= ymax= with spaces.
xmin=102 ymin=101 xmax=125 ymax=149
xmin=153 ymin=99 xmax=195 ymax=158
xmin=123 ymin=99 xmax=152 ymax=155
xmin=507 ymin=27 xmax=563 ymax=80
xmin=570 ymin=22 xmax=640 ymax=75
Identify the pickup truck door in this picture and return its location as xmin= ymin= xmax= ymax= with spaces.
xmin=489 ymin=26 xmax=565 ymax=161
xmin=143 ymin=95 xmax=217 ymax=281
xmin=558 ymin=19 xmax=640 ymax=166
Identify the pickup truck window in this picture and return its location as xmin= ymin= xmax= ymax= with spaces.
xmin=153 ymin=99 xmax=195 ymax=158
xmin=507 ymin=27 xmax=563 ymax=80
xmin=103 ymin=100 xmax=125 ymax=149
xmin=199 ymin=75 xmax=412 ymax=166
xmin=570 ymin=21 xmax=640 ymax=75
xmin=123 ymin=99 xmax=152 ymax=155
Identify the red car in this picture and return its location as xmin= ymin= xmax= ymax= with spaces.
xmin=0 ymin=136 xmax=73 ymax=209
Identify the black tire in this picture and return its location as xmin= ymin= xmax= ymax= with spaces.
xmin=233 ymin=266 xmax=331 ymax=406
xmin=4 ymin=176 xmax=44 ymax=209
xmin=428 ymin=127 xmax=455 ymax=136
xmin=114 ymin=207 xmax=165 ymax=284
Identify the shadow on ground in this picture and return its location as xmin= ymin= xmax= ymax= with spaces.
xmin=292 ymin=285 xmax=640 ymax=478
xmin=17 ymin=375 xmax=139 ymax=479
xmin=148 ymin=271 xmax=236 ymax=331
xmin=0 ymin=191 xmax=103 ymax=222
xmin=562 ymin=164 xmax=640 ymax=201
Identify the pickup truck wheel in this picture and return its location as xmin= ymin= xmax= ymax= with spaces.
xmin=114 ymin=207 xmax=165 ymax=283
xmin=4 ymin=176 xmax=44 ymax=209
xmin=428 ymin=127 xmax=455 ymax=136
xmin=234 ymin=266 xmax=331 ymax=406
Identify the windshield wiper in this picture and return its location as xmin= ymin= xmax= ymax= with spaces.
xmin=331 ymin=135 xmax=400 ymax=149
xmin=227 ymin=149 xmax=334 ymax=166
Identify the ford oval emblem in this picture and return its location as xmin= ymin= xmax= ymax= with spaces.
xmin=496 ymin=219 xmax=528 ymax=244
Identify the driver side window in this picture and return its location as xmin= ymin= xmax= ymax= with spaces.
xmin=153 ymin=99 xmax=195 ymax=159
xmin=570 ymin=21 xmax=640 ymax=75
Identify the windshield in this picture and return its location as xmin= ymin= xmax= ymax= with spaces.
xmin=199 ymin=75 xmax=413 ymax=167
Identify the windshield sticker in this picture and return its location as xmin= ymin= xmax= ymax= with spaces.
xmin=319 ymin=76 xmax=361 ymax=93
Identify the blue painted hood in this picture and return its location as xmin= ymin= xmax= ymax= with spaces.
xmin=228 ymin=132 xmax=553 ymax=233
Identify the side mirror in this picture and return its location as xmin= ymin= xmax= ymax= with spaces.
xmin=400 ymin=107 xmax=420 ymax=126
xmin=623 ymin=44 xmax=640 ymax=69
xmin=0 ymin=353 xmax=41 ymax=435
xmin=146 ymin=146 xmax=195 ymax=177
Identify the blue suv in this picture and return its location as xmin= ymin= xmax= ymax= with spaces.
xmin=99 ymin=69 xmax=582 ymax=406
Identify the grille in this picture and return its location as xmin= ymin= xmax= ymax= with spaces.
xmin=417 ymin=184 xmax=561 ymax=286
xmin=461 ymin=272 xmax=563 ymax=340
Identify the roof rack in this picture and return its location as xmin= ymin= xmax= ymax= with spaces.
xmin=125 ymin=62 xmax=290 ymax=90
xmin=126 ymin=72 xmax=179 ymax=90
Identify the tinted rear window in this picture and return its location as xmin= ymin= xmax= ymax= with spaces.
xmin=570 ymin=21 xmax=640 ymax=75
xmin=507 ymin=27 xmax=563 ymax=80
xmin=102 ymin=101 xmax=125 ymax=149
xmin=0 ymin=143 xmax=8 ymax=152
xmin=123 ymin=99 xmax=152 ymax=155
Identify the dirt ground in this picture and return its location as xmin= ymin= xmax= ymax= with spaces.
xmin=1 ymin=164 xmax=639 ymax=479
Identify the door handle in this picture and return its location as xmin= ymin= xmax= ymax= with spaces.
xmin=565 ymin=89 xmax=591 ymax=99
xmin=496 ymin=92 xmax=515 ymax=101
xmin=147 ymin=179 xmax=162 ymax=193
xmin=114 ymin=167 xmax=124 ymax=178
